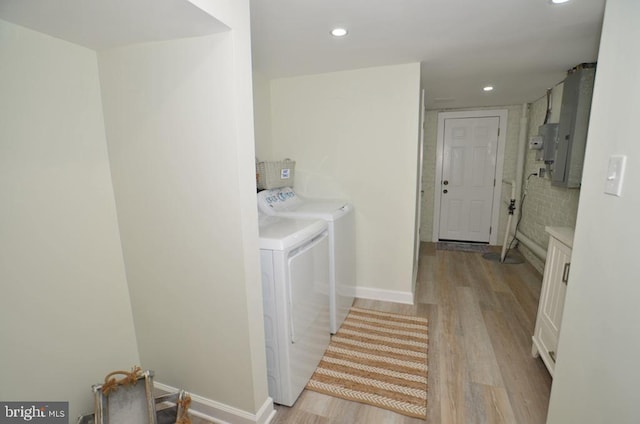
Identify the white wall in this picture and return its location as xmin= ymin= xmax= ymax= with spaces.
xmin=267 ymin=63 xmax=421 ymax=299
xmin=547 ymin=1 xmax=640 ymax=422
xmin=0 ymin=0 xmax=269 ymax=419
xmin=0 ymin=20 xmax=140 ymax=419
xmin=252 ymin=71 xmax=273 ymax=161
xmin=98 ymin=24 xmax=269 ymax=416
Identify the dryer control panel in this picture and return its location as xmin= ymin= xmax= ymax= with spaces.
xmin=258 ymin=187 xmax=302 ymax=213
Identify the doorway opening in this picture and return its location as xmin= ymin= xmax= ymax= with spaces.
xmin=431 ymin=110 xmax=507 ymax=245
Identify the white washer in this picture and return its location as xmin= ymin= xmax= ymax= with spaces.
xmin=258 ymin=212 xmax=330 ymax=406
xmin=258 ymin=187 xmax=356 ymax=334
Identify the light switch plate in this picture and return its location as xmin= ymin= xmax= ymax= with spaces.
xmin=604 ymin=155 xmax=627 ymax=196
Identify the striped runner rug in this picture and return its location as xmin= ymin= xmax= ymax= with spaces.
xmin=306 ymin=307 xmax=428 ymax=419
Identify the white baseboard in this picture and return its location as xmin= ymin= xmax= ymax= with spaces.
xmin=154 ymin=382 xmax=276 ymax=424
xmin=354 ymin=286 xmax=414 ymax=305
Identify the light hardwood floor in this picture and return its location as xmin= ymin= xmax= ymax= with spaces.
xmin=268 ymin=242 xmax=552 ymax=424
xmin=194 ymin=243 xmax=551 ymax=424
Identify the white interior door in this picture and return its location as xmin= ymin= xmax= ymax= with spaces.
xmin=438 ymin=116 xmax=500 ymax=243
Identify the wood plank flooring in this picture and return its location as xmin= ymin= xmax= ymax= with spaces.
xmin=269 ymin=242 xmax=552 ymax=424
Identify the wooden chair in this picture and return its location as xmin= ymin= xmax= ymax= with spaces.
xmin=77 ymin=368 xmax=190 ymax=424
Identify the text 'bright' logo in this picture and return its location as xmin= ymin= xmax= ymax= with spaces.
xmin=0 ymin=402 xmax=67 ymax=423
xmin=4 ymin=406 xmax=46 ymax=421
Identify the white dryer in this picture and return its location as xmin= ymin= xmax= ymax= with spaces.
xmin=258 ymin=213 xmax=330 ymax=406
xmin=258 ymin=187 xmax=356 ymax=334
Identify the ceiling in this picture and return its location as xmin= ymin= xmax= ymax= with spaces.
xmin=1 ymin=0 xmax=605 ymax=110
xmin=250 ymin=0 xmax=606 ymax=109
xmin=0 ymin=0 xmax=228 ymax=50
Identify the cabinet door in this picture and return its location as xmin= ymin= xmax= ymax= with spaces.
xmin=533 ymin=238 xmax=571 ymax=375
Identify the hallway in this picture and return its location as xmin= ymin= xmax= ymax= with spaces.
xmin=271 ymin=243 xmax=552 ymax=423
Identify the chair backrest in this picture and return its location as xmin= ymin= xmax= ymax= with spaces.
xmin=92 ymin=369 xmax=157 ymax=424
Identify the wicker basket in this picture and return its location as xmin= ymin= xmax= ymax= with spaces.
xmin=257 ymin=159 xmax=295 ymax=189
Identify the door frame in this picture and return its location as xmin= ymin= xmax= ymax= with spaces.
xmin=412 ymin=89 xmax=426 ymax=292
xmin=431 ymin=109 xmax=507 ymax=245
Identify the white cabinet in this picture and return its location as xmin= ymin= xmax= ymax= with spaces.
xmin=532 ymin=226 xmax=574 ymax=376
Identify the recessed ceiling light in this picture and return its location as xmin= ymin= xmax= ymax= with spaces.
xmin=331 ymin=28 xmax=348 ymax=37
xmin=550 ymin=0 xmax=570 ymax=4
xmin=483 ymin=86 xmax=494 ymax=92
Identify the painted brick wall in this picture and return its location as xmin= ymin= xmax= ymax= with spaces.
xmin=420 ymin=109 xmax=438 ymax=242
xmin=517 ymin=83 xmax=581 ymax=273
xmin=421 ymin=87 xmax=583 ymax=275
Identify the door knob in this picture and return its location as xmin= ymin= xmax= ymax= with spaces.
xmin=443 ymin=189 xmax=448 ymax=194
xmin=443 ymin=180 xmax=449 ymax=185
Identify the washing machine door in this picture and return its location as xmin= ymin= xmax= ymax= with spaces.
xmin=285 ymin=231 xmax=330 ymax=405
xmin=288 ymin=232 xmax=330 ymax=343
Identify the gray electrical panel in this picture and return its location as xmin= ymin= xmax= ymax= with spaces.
xmin=552 ymin=63 xmax=596 ymax=188
xmin=539 ymin=123 xmax=559 ymax=164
